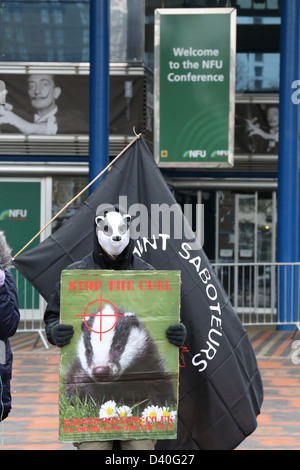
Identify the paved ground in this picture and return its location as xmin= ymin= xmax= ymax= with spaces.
xmin=237 ymin=358 xmax=300 ymax=450
xmin=1 ymin=339 xmax=72 ymax=450
xmin=1 ymin=327 xmax=300 ymax=450
xmin=237 ymin=327 xmax=300 ymax=450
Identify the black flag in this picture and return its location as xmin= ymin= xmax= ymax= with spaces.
xmin=13 ymin=136 xmax=263 ymax=450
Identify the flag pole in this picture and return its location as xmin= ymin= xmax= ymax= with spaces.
xmin=13 ymin=133 xmax=142 ymax=260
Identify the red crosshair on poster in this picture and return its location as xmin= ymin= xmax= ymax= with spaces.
xmin=76 ymin=293 xmax=124 ymax=341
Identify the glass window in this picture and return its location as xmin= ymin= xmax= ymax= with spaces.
xmin=257 ymin=192 xmax=274 ymax=263
xmin=173 ymin=188 xmax=215 ymax=261
xmin=236 ymin=16 xmax=280 ymax=92
xmin=52 ymin=176 xmax=88 ymax=233
xmin=236 ymin=53 xmax=279 ymax=92
xmin=0 ymin=1 xmax=90 ymax=62
xmin=0 ymin=0 xmax=144 ymax=63
xmin=217 ymin=191 xmax=235 ymax=264
xmin=110 ymin=0 xmax=143 ymax=63
xmin=237 ymin=0 xmax=279 ymax=11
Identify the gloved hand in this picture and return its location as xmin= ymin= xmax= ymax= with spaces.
xmin=51 ymin=323 xmax=74 ymax=348
xmin=166 ymin=323 xmax=187 ymax=347
xmin=0 ymin=269 xmax=5 ymax=286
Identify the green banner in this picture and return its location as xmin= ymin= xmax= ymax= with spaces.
xmin=0 ymin=180 xmax=41 ymax=308
xmin=154 ymin=8 xmax=236 ymax=167
xmin=59 ymin=270 xmax=180 ymax=443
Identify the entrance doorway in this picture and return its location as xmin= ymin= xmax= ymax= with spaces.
xmin=216 ymin=191 xmax=276 ymax=264
xmin=174 ymin=186 xmax=277 ymax=314
xmin=216 ymin=190 xmax=277 ymax=312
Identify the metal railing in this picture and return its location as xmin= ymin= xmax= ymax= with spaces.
xmin=213 ymin=262 xmax=300 ymax=329
xmin=10 ymin=262 xmax=300 ymax=349
xmin=11 ymin=266 xmax=49 ymax=349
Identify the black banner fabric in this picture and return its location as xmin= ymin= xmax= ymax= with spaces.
xmin=13 ymin=136 xmax=263 ymax=450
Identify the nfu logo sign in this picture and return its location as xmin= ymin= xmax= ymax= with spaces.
xmin=183 ymin=149 xmax=206 ymax=158
xmin=210 ymin=150 xmax=228 ymax=158
xmin=0 ymin=209 xmax=27 ymax=221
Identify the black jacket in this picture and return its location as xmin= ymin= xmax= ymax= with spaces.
xmin=0 ymin=270 xmax=20 ymax=421
xmin=44 ymin=238 xmax=154 ymax=345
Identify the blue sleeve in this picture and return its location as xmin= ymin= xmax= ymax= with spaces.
xmin=0 ymin=270 xmax=20 ymax=339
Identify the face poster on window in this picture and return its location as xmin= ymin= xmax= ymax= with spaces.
xmin=235 ymin=102 xmax=279 ymax=155
xmin=0 ymin=73 xmax=144 ymax=136
xmin=0 ymin=74 xmax=89 ymax=135
xmin=58 ymin=269 xmax=180 ymax=443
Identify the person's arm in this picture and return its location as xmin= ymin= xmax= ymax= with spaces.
xmin=0 ymin=106 xmax=49 ymax=134
xmin=247 ymin=122 xmax=278 ymax=142
xmin=44 ymin=282 xmax=74 ymax=347
xmin=0 ymin=271 xmax=20 ymax=339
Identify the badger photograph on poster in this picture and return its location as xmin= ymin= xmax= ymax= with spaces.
xmin=59 ymin=269 xmax=180 ymax=443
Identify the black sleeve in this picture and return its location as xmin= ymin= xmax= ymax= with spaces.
xmin=130 ymin=255 xmax=155 ymax=271
xmin=43 ymin=281 xmax=61 ymax=345
xmin=0 ymin=271 xmax=20 ymax=339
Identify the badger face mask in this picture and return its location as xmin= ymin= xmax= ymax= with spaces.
xmin=95 ymin=210 xmax=131 ymax=257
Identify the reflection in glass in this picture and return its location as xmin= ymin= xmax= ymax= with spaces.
xmin=0 ymin=0 xmax=144 ymax=63
xmin=52 ymin=176 xmax=88 ymax=233
xmin=238 ymin=195 xmax=255 ymax=262
xmin=236 ymin=53 xmax=279 ymax=92
xmin=216 ymin=191 xmax=275 ymax=314
xmin=218 ymin=191 xmax=235 ymax=263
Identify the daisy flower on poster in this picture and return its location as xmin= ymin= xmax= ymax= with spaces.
xmin=141 ymin=405 xmax=162 ymax=422
xmin=160 ymin=406 xmax=177 ymax=421
xmin=99 ymin=400 xmax=118 ymax=419
xmin=117 ymin=405 xmax=132 ymax=418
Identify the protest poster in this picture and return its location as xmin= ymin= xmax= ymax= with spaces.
xmin=58 ymin=269 xmax=180 ymax=443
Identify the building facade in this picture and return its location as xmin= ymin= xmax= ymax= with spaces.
xmin=0 ymin=0 xmax=283 ymax=317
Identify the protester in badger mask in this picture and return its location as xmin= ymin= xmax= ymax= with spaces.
xmin=44 ymin=204 xmax=186 ymax=451
xmin=0 ymin=231 xmax=20 ymax=422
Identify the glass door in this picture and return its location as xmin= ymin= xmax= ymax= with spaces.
xmin=236 ymin=194 xmax=256 ymax=263
xmin=236 ymin=194 xmax=256 ymax=310
xmin=216 ymin=190 xmax=276 ymax=313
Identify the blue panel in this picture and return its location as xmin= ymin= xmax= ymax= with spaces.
xmin=89 ymin=0 xmax=109 ymax=192
xmin=277 ymin=0 xmax=300 ymax=329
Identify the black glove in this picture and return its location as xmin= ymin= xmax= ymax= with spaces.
xmin=166 ymin=323 xmax=187 ymax=347
xmin=51 ymin=323 xmax=74 ymax=348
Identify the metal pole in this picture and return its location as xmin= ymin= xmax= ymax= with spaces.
xmin=89 ymin=0 xmax=110 ymax=193
xmin=277 ymin=0 xmax=300 ymax=329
